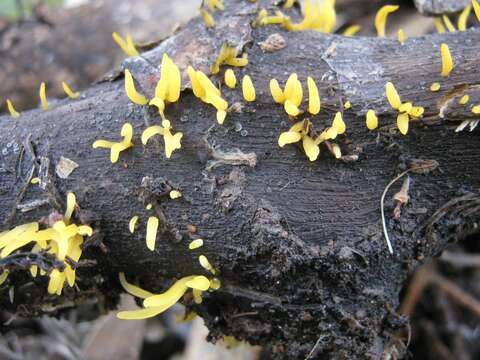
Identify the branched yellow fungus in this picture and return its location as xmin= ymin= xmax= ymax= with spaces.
xmin=385 ymin=82 xmax=423 ymax=135
xmin=169 ymin=190 xmax=182 ymax=199
xmin=150 ymin=54 xmax=182 ymax=117
xmin=458 ymin=5 xmax=471 ymax=31
xmin=307 ymin=76 xmax=320 ymax=115
xmin=366 ymin=109 xmax=378 ymax=130
xmin=129 ymin=216 xmax=139 ymax=233
xmin=124 ymin=69 xmax=148 ymax=105
xmin=224 ymin=69 xmax=237 ymax=88
xmin=189 ymin=239 xmax=204 ymax=250
xmin=39 ymin=82 xmax=49 ymax=111
xmin=344 ymin=101 xmax=351 ymax=110
xmin=211 ymin=44 xmax=248 ymax=74
xmin=92 ymin=123 xmax=134 ymax=163
xmin=146 ymin=216 xmax=159 ymax=251
xmin=342 ymin=24 xmax=360 ymax=36
xmin=302 ymin=135 xmax=319 ymax=161
xmin=112 ymin=32 xmax=139 ymax=57
xmin=199 ymin=255 xmax=216 ymax=274
xmin=62 ymin=82 xmax=80 ymax=99
xmin=474 ymin=0 xmax=480 ymax=22
xmin=242 ymin=75 xmax=256 ymax=102
xmin=6 ymin=99 xmax=20 ymax=118
xmin=434 ymin=17 xmax=445 ymax=33
xmin=142 ymin=119 xmax=183 ymax=158
xmin=442 ymin=15 xmax=456 ymax=32
xmin=119 ymin=272 xmax=154 ymax=298
xmin=459 ymin=95 xmax=469 ymax=105
xmin=374 ymin=5 xmax=399 ymax=37
xmin=440 ymin=43 xmax=453 ymax=77
xmin=430 ymin=83 xmax=441 ymax=92
xmin=201 ymin=9 xmax=215 ymax=28
xmin=397 ymin=29 xmax=405 ymax=45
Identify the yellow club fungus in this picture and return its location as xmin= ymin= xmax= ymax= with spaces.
xmin=142 ymin=119 xmax=183 ymax=158
xmin=397 ymin=112 xmax=409 ymax=135
xmin=224 ymin=69 xmax=237 ymax=88
xmin=442 ymin=15 xmax=456 ymax=32
xmin=189 ymin=239 xmax=204 ymax=250
xmin=440 ymin=43 xmax=453 ymax=77
xmin=307 ymin=76 xmax=320 ymax=115
xmin=331 ymin=112 xmax=346 ymax=134
xmin=199 ymin=255 xmax=216 ymax=274
xmin=169 ymin=190 xmax=182 ymax=199
xmin=342 ymin=24 xmax=360 ymax=36
xmin=302 ymin=135 xmax=319 ymax=161
xmin=242 ymin=75 xmax=256 ymax=102
xmin=366 ymin=109 xmax=378 ymax=130
xmin=331 ymin=143 xmax=342 ymax=159
xmin=472 ymin=105 xmax=480 ymax=114
xmin=119 ymin=272 xmax=154 ymax=298
xmin=374 ymin=5 xmax=399 ymax=37
xmin=386 ymin=81 xmax=401 ymax=110
xmin=344 ymin=101 xmax=351 ymax=110
xmin=146 ymin=203 xmax=152 ymax=210
xmin=270 ymin=79 xmax=285 ymax=104
xmin=430 ymin=83 xmax=441 ymax=92
xmin=146 ymin=216 xmax=159 ymax=251
xmin=186 ymin=276 xmax=210 ymax=291
xmin=474 ymin=0 xmax=480 ymax=22
xmin=206 ymin=0 xmax=224 ymax=11
xmin=201 ymin=9 xmax=215 ymax=28
xmin=458 ymin=5 xmax=471 ymax=31
xmin=124 ymin=69 xmax=148 ymax=105
xmin=62 ymin=82 xmax=80 ymax=99
xmin=0 ymin=270 xmax=8 ymax=286
xmin=150 ymin=54 xmax=182 ymax=117
xmin=271 ymin=73 xmax=304 ymax=116
xmin=283 ymin=0 xmax=295 ymax=9
xmin=211 ymin=44 xmax=248 ymax=74
xmin=397 ymin=29 xmax=405 ymax=45
xmin=39 ymin=82 xmax=49 ymax=111
xmin=6 ymin=99 xmax=20 ymax=118
xmin=129 ymin=216 xmax=139 ymax=233
xmin=434 ymin=18 xmax=445 ymax=33
xmin=112 ymin=32 xmax=139 ymax=57
xmin=31 ymin=177 xmax=40 ymax=184
xmin=65 ymin=192 xmax=76 ymax=221
xmin=459 ymin=95 xmax=469 ymax=105
xmin=385 ymin=82 xmax=424 ymax=135
xmin=92 ymin=123 xmax=134 ymax=163
xmin=284 ymin=0 xmax=337 ymax=33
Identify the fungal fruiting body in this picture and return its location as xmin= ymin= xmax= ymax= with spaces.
xmin=189 ymin=239 xmax=204 ymax=250
xmin=440 ymin=43 xmax=453 ymax=77
xmin=397 ymin=29 xmax=405 ymax=45
xmin=211 ymin=44 xmax=248 ymax=74
xmin=112 ymin=32 xmax=139 ymax=57
xmin=117 ymin=273 xmax=217 ymax=320
xmin=142 ymin=119 xmax=183 ymax=158
xmin=430 ymin=83 xmax=441 ymax=92
xmin=92 ymin=123 xmax=134 ymax=163
xmin=283 ymin=0 xmax=295 ymax=9
xmin=129 ymin=216 xmax=139 ymax=233
xmin=459 ymin=95 xmax=470 ymax=105
xmin=474 ymin=0 xmax=480 ymax=22
xmin=6 ymin=99 xmax=20 ymax=118
xmin=187 ymin=66 xmax=229 ymax=124
xmin=458 ymin=5 xmax=472 ymax=31
xmin=342 ymin=24 xmax=360 ymax=36
xmin=374 ymin=5 xmax=399 ymax=37
xmin=442 ymin=15 xmax=456 ymax=32
xmin=199 ymin=255 xmax=216 ymax=274
xmin=0 ymin=193 xmax=91 ymax=295
xmin=146 ymin=216 xmax=159 ymax=251
xmin=270 ymin=73 xmax=303 ymax=116
xmin=62 ymin=82 xmax=80 ymax=99
xmin=434 ymin=18 xmax=445 ymax=33
xmin=201 ymin=9 xmax=215 ymax=28
xmin=39 ymin=82 xmax=49 ymax=111
xmin=284 ymin=0 xmax=336 ymax=33
xmin=366 ymin=110 xmax=378 ymax=130
xmin=242 ymin=75 xmax=256 ymax=102
xmin=206 ymin=0 xmax=224 ymax=11
xmin=473 ymin=105 xmax=480 ymax=114
xmin=169 ymin=190 xmax=182 ymax=199
xmin=31 ymin=177 xmax=40 ymax=184
xmin=307 ymin=76 xmax=320 ymax=115
xmin=385 ymin=82 xmax=424 ymax=135
xmin=150 ymin=54 xmax=182 ymax=117
xmin=344 ymin=101 xmax=351 ymax=110
xmin=124 ymin=69 xmax=148 ymax=105
xmin=224 ymin=69 xmax=237 ymax=88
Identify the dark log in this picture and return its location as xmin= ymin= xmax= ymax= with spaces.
xmin=0 ymin=0 xmax=479 ymax=358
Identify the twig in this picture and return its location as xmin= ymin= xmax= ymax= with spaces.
xmin=439 ymin=251 xmax=480 ymax=268
xmin=431 ymin=274 xmax=480 ymax=317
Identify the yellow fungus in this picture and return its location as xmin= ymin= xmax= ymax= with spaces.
xmin=189 ymin=239 xmax=204 ymax=250
xmin=210 ymin=44 xmax=244 ymax=74
xmin=6 ymin=99 xmax=20 ymax=118
xmin=270 ymin=79 xmax=285 ymax=103
xmin=199 ymin=255 xmax=215 ymax=274
xmin=284 ymin=100 xmax=300 ymax=116
xmin=119 ymin=272 xmax=154 ymax=298
xmin=142 ymin=119 xmax=183 ymax=158
xmin=472 ymin=105 xmax=480 ymax=114
xmin=192 ymin=288 xmax=203 ymax=304
xmin=408 ymin=106 xmax=424 ymax=118
xmin=397 ymin=112 xmax=409 ymax=135
xmin=124 ymin=69 xmax=148 ymax=105
xmin=332 ymin=112 xmax=346 ymax=134
xmin=224 ymin=69 xmax=237 ymax=88
xmin=374 ymin=5 xmax=399 ymax=37
xmin=440 ymin=43 xmax=453 ymax=77
xmin=434 ymin=17 xmax=445 ymax=33
xmin=201 ymin=9 xmax=215 ymax=28
xmin=112 ymin=32 xmax=139 ymax=57
xmin=129 ymin=216 xmax=139 ymax=233
xmin=283 ymin=73 xmax=297 ymax=100
xmin=65 ymin=192 xmax=76 ymax=222
xmin=93 ymin=123 xmax=134 ymax=163
xmin=39 ymin=82 xmax=49 ymax=111
xmin=242 ymin=75 xmax=256 ymax=102
xmin=386 ymin=82 xmax=401 ymax=110
xmin=344 ymin=101 xmax=351 ymax=110
xmin=157 ymin=54 xmax=181 ymax=104
xmin=307 ymin=76 xmax=320 ymax=115
xmin=62 ymin=82 xmax=80 ymax=99
xmin=146 ymin=216 xmax=159 ymax=251
xmin=0 ymin=270 xmax=8 ymax=286
xmin=430 ymin=83 xmax=441 ymax=92
xmin=210 ymin=277 xmax=221 ymax=290
xmin=342 ymin=24 xmax=360 ymax=36
xmin=331 ymin=143 xmax=342 ymax=159
xmin=302 ymin=135 xmax=319 ymax=161
xmin=474 ymin=0 xmax=480 ymax=22
xmin=397 ymin=29 xmax=405 ymax=45
xmin=169 ymin=190 xmax=182 ymax=199
xmin=206 ymin=0 xmax=224 ymax=11
xmin=31 ymin=177 xmax=40 ymax=184
xmin=366 ymin=109 xmax=378 ymax=130
xmin=458 ymin=5 xmax=471 ymax=31
xmin=143 ymin=276 xmax=195 ymax=308
xmin=459 ymin=95 xmax=469 ymax=105
xmin=146 ymin=203 xmax=152 ymax=210
xmin=216 ymin=110 xmax=227 ymax=124
xmin=149 ymin=97 xmax=165 ymax=114
xmin=188 ymin=66 xmax=206 ymax=98
xmin=278 ymin=130 xmax=302 ymax=147
xmin=442 ymin=15 xmax=456 ymax=32
xmin=283 ymin=0 xmax=295 ymax=9
xmin=186 ymin=276 xmax=210 ymax=291
xmin=224 ymin=56 xmax=248 ymax=68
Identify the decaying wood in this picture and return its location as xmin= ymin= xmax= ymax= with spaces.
xmin=414 ymin=0 xmax=471 ymax=15
xmin=0 ymin=0 xmax=479 ymax=358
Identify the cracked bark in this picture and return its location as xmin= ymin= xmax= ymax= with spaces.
xmin=0 ymin=1 xmax=479 ymax=358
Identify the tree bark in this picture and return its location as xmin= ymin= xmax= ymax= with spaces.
xmin=0 ymin=1 xmax=479 ymax=358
